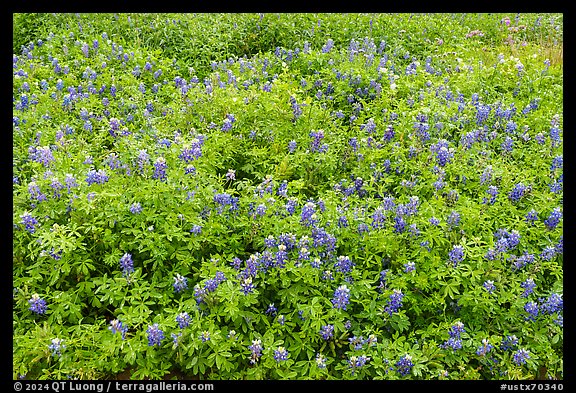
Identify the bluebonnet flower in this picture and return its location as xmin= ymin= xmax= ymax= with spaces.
xmin=448 ymin=245 xmax=465 ymax=267
xmin=404 ymin=262 xmax=416 ymax=273
xmin=309 ymin=130 xmax=328 ymax=153
xmin=171 ymin=332 xmax=182 ymax=346
xmin=152 ymin=157 xmax=167 ymax=181
xmin=476 ymin=339 xmax=493 ymax=356
xmin=550 ymin=155 xmax=563 ymax=171
xmin=240 ymin=276 xmax=254 ymax=295
xmin=49 ymin=177 xmax=63 ymax=198
xmin=520 ymin=278 xmax=536 ymax=298
xmin=28 ymin=294 xmax=47 ymax=314
xmin=319 ymin=325 xmax=334 ymax=340
xmin=255 ymin=204 xmax=266 ymax=218
xmin=109 ymin=319 xmax=128 ymax=339
xmin=512 ymin=252 xmax=535 ymax=270
xmin=508 ymin=183 xmax=528 ymax=202
xmin=179 ymin=139 xmax=203 ymax=163
xmin=395 ymin=354 xmax=414 ymax=377
xmin=221 ymin=114 xmax=235 ymax=132
xmin=332 ymin=285 xmax=351 ymax=310
xmin=189 ymin=224 xmax=202 ymax=235
xmin=173 ymin=274 xmax=188 ymax=293
xmin=548 ymin=180 xmax=562 ymax=194
xmin=322 ymin=39 xmax=334 ymax=53
xmin=248 ymin=339 xmax=263 ymax=364
xmin=507 ymin=230 xmax=521 ymax=249
xmin=48 ymin=338 xmax=65 ymax=357
xmin=441 ymin=321 xmax=465 ymax=351
xmin=429 ymin=217 xmax=440 ymax=226
xmin=226 ymin=169 xmax=236 ymax=181
xmin=384 ymin=289 xmax=404 ymax=316
xmin=483 ymin=280 xmax=496 ymax=294
xmin=334 ymin=255 xmax=354 ymax=274
xmin=20 ymin=212 xmax=39 ymax=233
xmin=371 ymin=207 xmax=386 ymax=229
xmin=34 ymin=146 xmax=55 ymax=167
xmin=556 ymin=236 xmax=563 ymax=255
xmin=274 ymin=346 xmax=289 ymax=362
xmin=130 ymin=203 xmax=142 ymax=214
xmin=540 ymin=293 xmax=563 ymax=315
xmin=383 ymin=125 xmax=395 ymax=142
xmin=447 ymin=210 xmax=460 ymax=228
xmin=85 ymin=169 xmax=109 ymax=185
xmin=315 ymin=353 xmax=327 ymax=368
xmin=430 ymin=139 xmax=453 ymax=166
xmin=544 ymin=208 xmax=562 ymax=230
xmin=199 ymin=331 xmax=211 ymax=342
xmin=501 ymin=136 xmax=514 ymax=152
xmin=301 ymin=201 xmax=318 ymax=226
xmin=441 ymin=337 xmax=463 ymax=351
xmin=500 ymin=335 xmax=518 ymax=351
xmin=265 ymin=303 xmax=278 ymax=316
xmin=524 ymin=301 xmax=539 ymax=321
xmin=119 ymin=253 xmax=134 ymax=276
xmin=540 ymin=245 xmax=557 ymax=261
xmin=176 ymin=312 xmax=191 ymax=329
xmin=204 ymin=278 xmax=219 ymax=293
xmin=147 ymin=324 xmax=164 ymax=346
xmin=525 ymin=209 xmax=538 ymax=225
xmin=349 ymin=336 xmax=366 ymax=350
xmin=393 ymin=215 xmax=406 ymax=234
xmin=513 ymin=349 xmax=530 ymax=366
xmin=484 ymin=186 xmax=498 ymax=205
xmin=347 ymin=355 xmax=370 ymax=374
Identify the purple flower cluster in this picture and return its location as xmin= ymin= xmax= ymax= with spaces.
xmin=430 ymin=139 xmax=453 ymax=166
xmin=146 ymin=324 xmax=165 ymax=347
xmin=119 ymin=253 xmax=134 ymax=276
xmin=152 ymin=157 xmax=167 ymax=181
xmin=448 ymin=245 xmax=465 ymax=267
xmin=176 ymin=312 xmax=191 ymax=329
xmin=513 ymin=348 xmax=530 ymax=366
xmin=334 ymin=255 xmax=354 ymax=274
xmin=221 ymin=113 xmax=236 ymax=131
xmin=179 ymin=141 xmax=203 ymax=164
xmin=109 ymin=319 xmax=128 ymax=339
xmin=86 ymin=169 xmax=109 ymax=185
xmin=173 ymin=273 xmax=188 ymax=293
xmin=476 ymin=338 xmax=493 ymax=356
xmin=309 ymin=130 xmax=328 ymax=153
xmin=440 ymin=322 xmax=465 ymax=351
xmin=384 ymin=289 xmax=404 ymax=316
xmin=48 ymin=338 xmax=65 ymax=357
xmin=395 ymin=354 xmax=414 ymax=377
xmin=213 ymin=192 xmax=239 ymax=214
xmin=20 ymin=212 xmax=39 ymax=233
xmin=508 ymin=183 xmax=528 ymax=202
xmin=248 ymin=339 xmax=263 ymax=364
xmin=332 ymin=285 xmax=351 ymax=310
xmin=273 ymin=346 xmax=289 ymax=362
xmin=347 ymin=355 xmax=370 ymax=374
xmin=520 ymin=278 xmax=536 ymax=298
xmin=129 ymin=202 xmax=142 ymax=214
xmin=28 ymin=294 xmax=47 ymax=314
xmin=544 ymin=208 xmax=562 ymax=230
xmin=500 ymin=335 xmax=518 ymax=351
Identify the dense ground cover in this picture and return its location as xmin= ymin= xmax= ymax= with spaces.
xmin=13 ymin=13 xmax=563 ymax=380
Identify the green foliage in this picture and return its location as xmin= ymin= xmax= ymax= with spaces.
xmin=13 ymin=13 xmax=562 ymax=380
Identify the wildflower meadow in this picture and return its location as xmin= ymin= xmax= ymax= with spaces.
xmin=13 ymin=13 xmax=563 ymax=381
